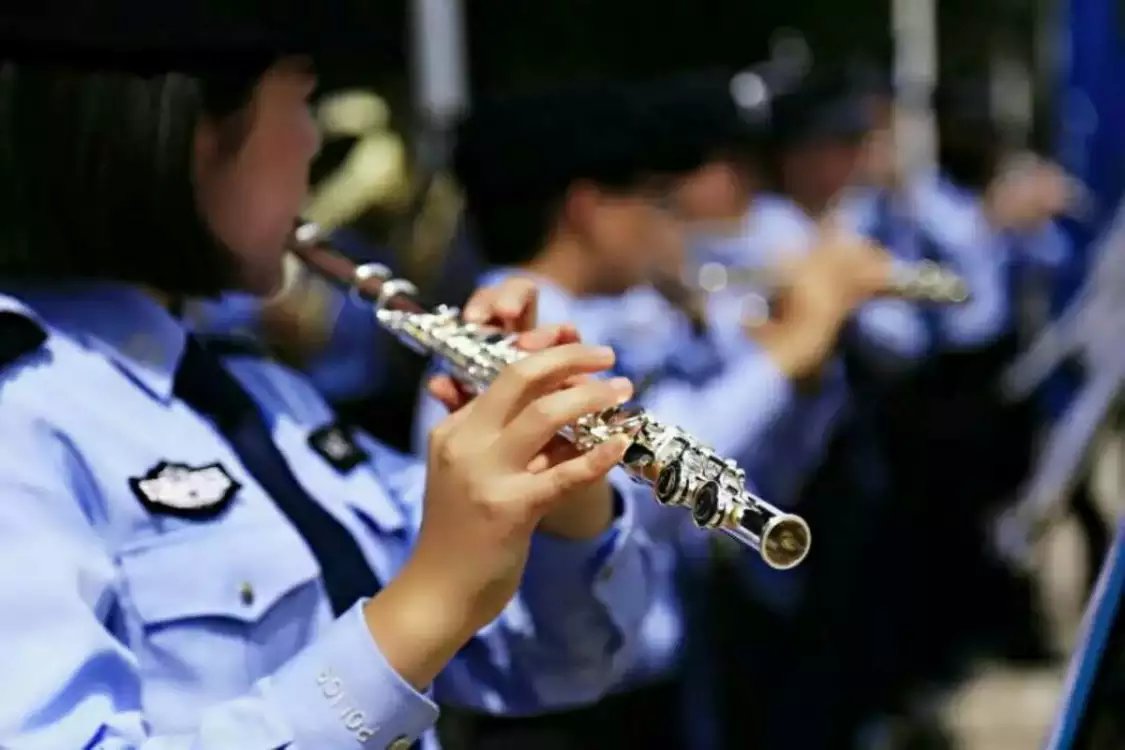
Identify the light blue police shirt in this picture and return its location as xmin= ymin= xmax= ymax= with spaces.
xmin=0 ymin=284 xmax=655 ymax=750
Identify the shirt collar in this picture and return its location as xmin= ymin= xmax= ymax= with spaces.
xmin=1 ymin=282 xmax=188 ymax=402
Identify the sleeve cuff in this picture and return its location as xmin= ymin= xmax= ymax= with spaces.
xmin=261 ymin=601 xmax=439 ymax=748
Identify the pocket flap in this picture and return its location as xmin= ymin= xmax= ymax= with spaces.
xmin=119 ymin=524 xmax=320 ymax=626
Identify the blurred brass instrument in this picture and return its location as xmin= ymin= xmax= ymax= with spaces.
xmin=691 ymin=259 xmax=972 ymax=304
xmin=290 ymin=222 xmax=812 ymax=570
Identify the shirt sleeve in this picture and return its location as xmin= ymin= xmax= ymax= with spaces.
xmin=924 ymin=206 xmax=1012 ymax=349
xmin=1015 ymin=222 xmax=1071 ymax=272
xmin=0 ymin=412 xmax=438 ymax=750
xmin=850 ymin=296 xmax=933 ymax=371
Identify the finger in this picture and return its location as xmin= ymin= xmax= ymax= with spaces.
xmin=526 ymin=436 xmax=582 ymax=474
xmin=521 ymin=435 xmax=632 ymax=506
xmin=427 ymin=375 xmax=473 ymax=413
xmin=493 ymin=377 xmax=633 ymax=465
xmin=463 ymin=278 xmax=539 ymax=330
xmin=515 ymin=323 xmax=582 ymax=353
xmin=467 ymin=343 xmax=618 ymax=430
xmin=491 ymin=277 xmax=538 ymax=332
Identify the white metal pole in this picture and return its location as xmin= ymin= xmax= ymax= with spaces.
xmin=410 ymin=0 xmax=469 ymax=168
xmin=892 ymin=0 xmax=938 ymax=179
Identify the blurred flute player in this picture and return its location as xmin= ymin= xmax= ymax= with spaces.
xmin=0 ymin=3 xmax=660 ymax=749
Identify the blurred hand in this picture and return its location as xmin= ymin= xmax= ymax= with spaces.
xmin=986 ymin=156 xmax=1078 ymax=232
xmin=747 ymin=228 xmax=893 ymax=381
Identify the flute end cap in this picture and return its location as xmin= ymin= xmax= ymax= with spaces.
xmin=761 ymin=514 xmax=811 ymax=570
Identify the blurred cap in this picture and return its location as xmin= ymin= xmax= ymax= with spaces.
xmin=0 ymin=0 xmax=388 ymax=74
xmin=454 ymin=80 xmax=704 ymax=209
xmin=769 ymin=69 xmax=872 ymax=147
xmin=633 ymin=69 xmax=772 ymax=168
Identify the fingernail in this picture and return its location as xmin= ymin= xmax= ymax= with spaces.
xmin=609 ymin=377 xmax=633 ymax=401
xmin=462 ymin=306 xmax=484 ymax=323
xmin=595 ymin=345 xmax=616 ymax=360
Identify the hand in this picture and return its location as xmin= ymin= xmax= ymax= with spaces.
xmin=432 ymin=274 xmax=624 ymax=541
xmin=986 ymin=156 xmax=1077 ymax=231
xmin=746 ymin=232 xmax=892 ymax=380
xmin=366 ymin=343 xmax=632 ymax=689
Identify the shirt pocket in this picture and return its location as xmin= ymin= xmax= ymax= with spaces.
xmin=118 ymin=523 xmax=324 ymax=730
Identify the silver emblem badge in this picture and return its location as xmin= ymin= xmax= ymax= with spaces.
xmin=129 ymin=461 xmax=241 ymax=518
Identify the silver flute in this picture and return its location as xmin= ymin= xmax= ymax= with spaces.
xmin=693 ymin=259 xmax=972 ymax=304
xmin=291 ymin=223 xmax=811 ymax=570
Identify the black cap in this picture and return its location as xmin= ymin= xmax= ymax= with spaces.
xmin=0 ymin=0 xmax=387 ymax=75
xmin=454 ymin=80 xmax=698 ymax=209
xmin=769 ymin=69 xmax=871 ymax=147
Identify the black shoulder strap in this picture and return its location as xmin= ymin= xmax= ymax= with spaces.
xmin=0 ymin=311 xmax=46 ymax=369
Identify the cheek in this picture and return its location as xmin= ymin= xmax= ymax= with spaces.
xmin=679 ymin=168 xmax=741 ymax=219
xmin=608 ymin=208 xmax=666 ymax=268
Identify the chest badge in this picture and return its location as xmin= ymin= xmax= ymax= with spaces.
xmin=308 ymin=422 xmax=369 ymax=474
xmin=129 ymin=461 xmax=241 ymax=519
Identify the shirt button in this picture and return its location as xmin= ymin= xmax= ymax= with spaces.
xmin=387 ymin=736 xmax=413 ymax=750
xmin=239 ymin=582 xmax=255 ymax=607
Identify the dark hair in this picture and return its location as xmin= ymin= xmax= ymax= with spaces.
xmin=454 ymin=81 xmax=706 ymax=267
xmin=0 ymin=61 xmax=264 ymax=296
xmin=461 ymin=194 xmax=564 ymax=268
xmin=932 ymin=78 xmax=1001 ymax=191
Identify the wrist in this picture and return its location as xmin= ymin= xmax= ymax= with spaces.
xmin=752 ymin=321 xmax=841 ymax=380
xmin=362 ymin=561 xmax=478 ymax=691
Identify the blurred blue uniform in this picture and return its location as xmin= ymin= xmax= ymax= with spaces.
xmin=688 ymin=190 xmax=937 ymax=750
xmin=909 ymin=172 xmax=1070 ymax=350
xmin=693 ymin=192 xmax=929 ymax=509
xmin=0 ymin=284 xmax=656 ymax=749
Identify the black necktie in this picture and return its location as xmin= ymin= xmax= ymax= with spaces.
xmin=173 ymin=336 xmax=381 ymax=615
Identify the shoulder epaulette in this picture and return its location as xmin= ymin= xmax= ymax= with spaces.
xmin=0 ymin=311 xmax=46 ymax=370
